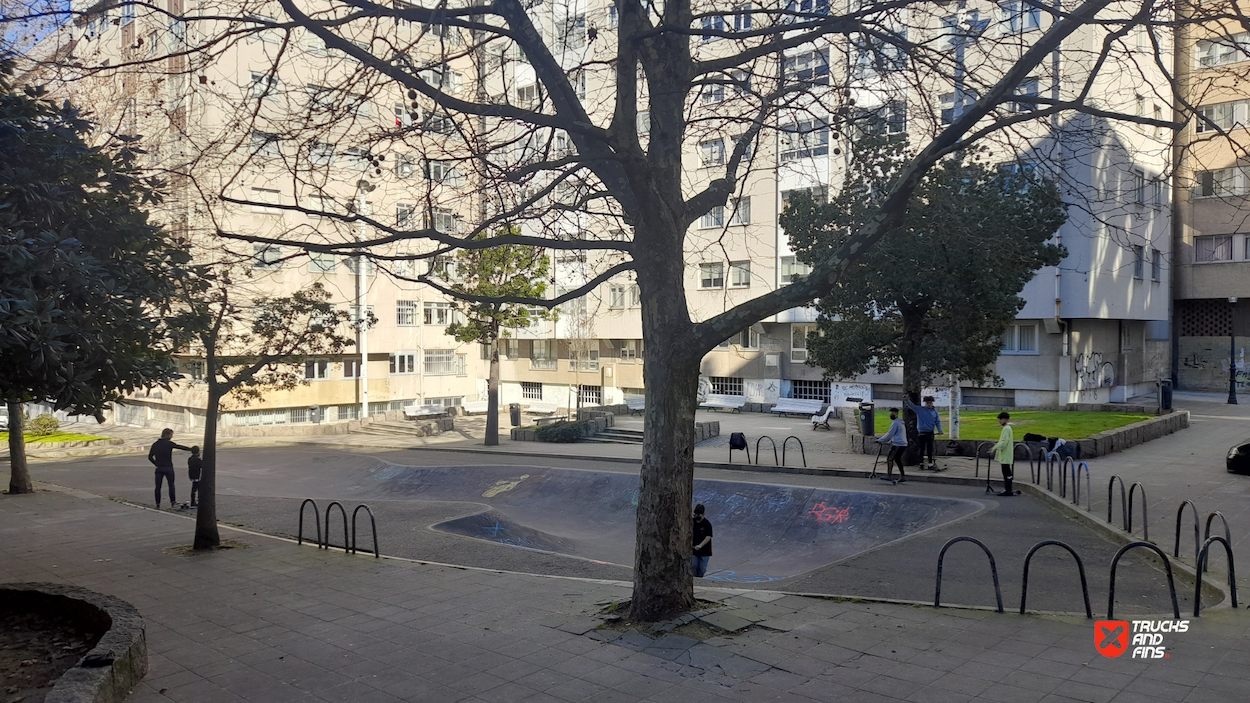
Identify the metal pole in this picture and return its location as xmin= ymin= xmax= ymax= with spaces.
xmin=1230 ymin=297 xmax=1239 ymax=405
xmin=949 ymin=382 xmax=960 ymax=440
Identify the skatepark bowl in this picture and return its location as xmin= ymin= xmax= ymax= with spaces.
xmin=375 ymin=465 xmax=987 ymax=583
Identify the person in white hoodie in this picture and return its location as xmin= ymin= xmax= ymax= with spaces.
xmin=876 ymin=408 xmax=909 ymax=483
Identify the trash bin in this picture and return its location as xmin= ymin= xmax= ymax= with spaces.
xmin=1160 ymin=379 xmax=1173 ymax=411
xmin=309 ymin=405 xmax=321 ymax=424
xmin=859 ymin=402 xmax=875 ymax=435
xmin=509 ymin=403 xmax=522 ymax=427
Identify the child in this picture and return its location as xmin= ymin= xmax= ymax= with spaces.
xmin=991 ymin=412 xmax=1018 ymax=496
xmin=188 ymin=446 xmax=202 ymax=508
xmin=876 ymin=408 xmax=909 ymax=483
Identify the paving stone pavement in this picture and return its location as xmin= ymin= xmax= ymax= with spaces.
xmin=2 ymin=484 xmax=1249 ymax=703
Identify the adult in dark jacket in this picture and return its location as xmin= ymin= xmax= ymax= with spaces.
xmin=149 ymin=428 xmax=191 ymax=509
xmin=692 ymin=504 xmax=713 ymax=577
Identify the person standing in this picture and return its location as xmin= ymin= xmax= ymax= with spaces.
xmin=187 ymin=446 xmax=203 ymax=508
xmin=904 ymin=395 xmax=943 ymax=470
xmin=692 ymin=504 xmax=713 ymax=578
xmin=991 ymin=412 xmax=1018 ymax=496
xmin=148 ymin=428 xmax=191 ymax=509
xmin=876 ymin=407 xmax=909 ymax=483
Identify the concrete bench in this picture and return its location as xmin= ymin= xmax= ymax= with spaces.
xmin=525 ymin=401 xmax=562 ymax=415
xmin=769 ymin=399 xmax=826 ymax=417
xmin=403 ymin=405 xmax=446 ymax=420
xmin=460 ymin=401 xmax=491 ymax=415
xmin=535 ymin=415 xmax=569 ymax=426
xmin=699 ymin=394 xmax=747 ymax=412
xmin=625 ymin=397 xmax=645 ymax=415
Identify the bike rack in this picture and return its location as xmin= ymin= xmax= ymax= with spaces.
xmin=1046 ymin=454 xmax=1060 ymax=492
xmin=298 ymin=498 xmax=321 ymax=547
xmin=1127 ymin=483 xmax=1149 ymax=541
xmin=870 ymin=443 xmax=885 ymax=479
xmin=1107 ymin=541 xmax=1179 ymax=619
xmin=1019 ymin=540 xmax=1092 ymax=618
xmin=1107 ymin=475 xmax=1128 ymax=530
xmin=1071 ymin=461 xmax=1091 ymax=511
xmin=1028 ymin=446 xmax=1046 ymax=485
xmin=974 ymin=441 xmax=994 ymax=478
xmin=782 ymin=436 xmax=806 ymax=467
xmin=755 ymin=436 xmax=778 ymax=466
xmin=1193 ymin=536 xmax=1238 ymax=616
xmin=1204 ymin=511 xmax=1232 ymax=546
xmin=324 ymin=501 xmax=349 ymax=553
xmin=351 ymin=504 xmax=379 ymax=558
xmin=1059 ymin=457 xmax=1071 ymax=498
xmin=934 ymin=537 xmax=1004 ymax=613
xmin=1174 ymin=500 xmax=1200 ymax=559
xmin=729 ymin=432 xmax=751 ymax=464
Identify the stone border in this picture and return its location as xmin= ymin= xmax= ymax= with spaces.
xmin=0 ymin=583 xmax=147 ymax=703
xmin=8 ymin=437 xmax=125 ymax=450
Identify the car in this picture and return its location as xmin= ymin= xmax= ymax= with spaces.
xmin=1229 ymin=439 xmax=1250 ymax=475
xmin=0 ymin=406 xmax=7 ymax=432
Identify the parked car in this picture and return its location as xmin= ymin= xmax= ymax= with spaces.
xmin=1229 ymin=439 xmax=1250 ymax=475
xmin=0 ymin=406 xmax=7 ymax=431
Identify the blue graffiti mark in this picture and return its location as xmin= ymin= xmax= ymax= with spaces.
xmin=703 ymin=570 xmax=784 ymax=583
xmin=482 ymin=522 xmax=506 ymax=536
xmin=500 ymin=538 xmax=535 ymax=548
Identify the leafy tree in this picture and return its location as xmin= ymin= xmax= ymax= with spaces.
xmin=168 ymin=274 xmax=356 ymax=550
xmin=0 ymin=61 xmax=188 ymax=493
xmin=444 ymin=229 xmax=552 ymax=446
xmin=783 ymin=139 xmax=1067 ymax=458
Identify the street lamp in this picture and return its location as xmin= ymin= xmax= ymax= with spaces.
xmin=1230 ymin=297 xmax=1239 ymax=405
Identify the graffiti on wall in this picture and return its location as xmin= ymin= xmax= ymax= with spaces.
xmin=1074 ymin=352 xmax=1116 ymax=391
xmin=830 ymin=383 xmax=872 ymax=406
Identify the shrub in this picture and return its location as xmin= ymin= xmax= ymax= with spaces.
xmin=535 ymin=421 xmax=585 ymax=443
xmin=28 ymin=414 xmax=60 ymax=437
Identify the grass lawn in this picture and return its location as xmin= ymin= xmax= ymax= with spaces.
xmin=871 ymin=410 xmax=1152 ymax=440
xmin=0 ymin=432 xmax=109 ymax=444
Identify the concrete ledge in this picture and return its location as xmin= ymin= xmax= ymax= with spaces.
xmin=0 ymin=582 xmax=147 ymax=703
xmin=8 ymin=437 xmax=126 ymax=450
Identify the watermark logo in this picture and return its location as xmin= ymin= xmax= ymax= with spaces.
xmin=1095 ymin=620 xmax=1188 ymax=659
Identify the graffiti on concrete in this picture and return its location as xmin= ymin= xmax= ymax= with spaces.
xmin=809 ymin=502 xmax=850 ymax=523
xmin=1074 ymin=352 xmax=1116 ymax=391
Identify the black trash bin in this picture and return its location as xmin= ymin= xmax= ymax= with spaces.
xmin=1160 ymin=380 xmax=1173 ymax=411
xmin=509 ymin=403 xmax=522 ymax=427
xmin=859 ymin=402 xmax=875 ymax=435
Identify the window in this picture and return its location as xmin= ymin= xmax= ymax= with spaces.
xmin=422 ymin=19 xmax=462 ymax=45
xmin=389 ymin=352 xmax=417 ymax=374
xmin=1132 ymin=170 xmax=1146 ymax=204
xmin=349 ymin=304 xmax=375 ymax=327
xmin=636 ymin=110 xmax=650 ymax=135
xmin=700 ymin=139 xmax=726 ymax=167
xmin=784 ymin=0 xmax=829 ymax=19
xmin=522 ymin=381 xmax=543 ymax=400
xmin=1197 ymin=33 xmax=1250 ymax=67
xmin=424 ymin=301 xmax=453 ymax=325
xmin=623 ymin=387 xmax=645 ymax=399
xmin=432 ymin=256 xmax=458 ymax=281
xmin=309 ymin=251 xmax=337 ymax=273
xmin=1000 ymin=0 xmax=1040 ymax=33
xmin=1196 ymin=102 xmax=1240 ymax=133
xmin=701 ymin=14 xmax=725 ymax=42
xmin=784 ymin=49 xmax=830 ymax=87
xmin=577 ymin=385 xmax=602 ymax=405
xmin=940 ymin=91 xmax=977 ymax=124
xmin=1132 ymin=245 xmax=1145 ymax=279
xmin=618 ymin=340 xmax=640 ymax=362
xmin=424 ymin=349 xmax=462 ymax=375
xmin=1001 ymin=323 xmax=1039 ymax=353
xmin=1151 ymin=248 xmax=1162 ymax=281
xmin=1195 ymin=167 xmax=1250 ymax=197
xmin=1151 ymin=177 xmax=1165 ymax=207
xmin=853 ymin=101 xmax=908 ymax=138
xmin=394 ymin=103 xmax=415 ymax=128
xmin=120 ymin=2 xmax=135 ymax=25
xmin=731 ymin=70 xmax=753 ymax=96
xmin=790 ymin=380 xmax=831 ymax=402
xmin=396 ymin=202 xmax=416 ymax=226
xmin=420 ymin=64 xmax=461 ymax=91
xmin=430 ymin=207 xmax=459 ymax=233
xmin=709 ymin=376 xmax=744 ymax=396
xmin=729 ymin=261 xmax=751 ymax=287
xmin=780 ymin=256 xmax=812 ymax=284
xmin=250 ymin=130 xmax=280 ymax=157
xmin=609 ymin=285 xmax=628 ymax=308
xmin=253 ymin=244 xmax=283 ymax=269
xmin=781 ymin=186 xmax=828 ymax=206
xmin=700 ymin=263 xmax=725 ymax=288
xmin=791 ymin=325 xmax=813 ymax=361
xmin=1012 ymin=78 xmax=1040 ymax=113
xmin=396 ymin=300 xmax=418 ymax=326
xmin=850 ymin=33 xmax=908 ymax=78
xmin=1195 ymin=235 xmax=1234 ymax=262
xmin=531 ymin=339 xmax=557 ymax=369
xmin=343 ymin=146 xmax=369 ymax=169
xmin=700 ymin=206 xmax=726 ymax=229
xmin=779 ymin=119 xmax=829 ymax=161
xmin=426 ymin=396 xmax=464 ymax=408
xmin=570 ymin=348 xmax=599 ymax=371
xmin=730 ymin=197 xmax=751 ymax=224
xmin=717 ymin=329 xmax=759 ymax=349
xmin=733 ymin=3 xmax=752 ymax=31
xmin=181 ymin=360 xmax=205 ymax=382
xmin=249 ymin=71 xmax=280 ymax=98
xmin=608 ymin=5 xmax=619 ymax=28
xmin=426 ymin=160 xmax=462 ymax=185
xmin=559 ymin=13 xmax=587 ymax=51
xmin=343 ymin=359 xmax=360 ymax=379
xmin=423 ymin=113 xmax=456 ymax=135
xmin=395 ymin=154 xmax=416 ymax=178
xmin=701 ymin=82 xmax=726 ymax=104
xmin=309 ymin=141 xmax=334 ymax=166
xmin=304 ymin=360 xmax=330 ymax=380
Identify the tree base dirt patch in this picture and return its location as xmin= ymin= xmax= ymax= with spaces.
xmin=164 ymin=538 xmax=251 ymax=556
xmin=597 ymin=599 xmax=730 ymax=641
xmin=0 ymin=609 xmax=99 ymax=703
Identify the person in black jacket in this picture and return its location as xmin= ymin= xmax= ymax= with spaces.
xmin=692 ymin=504 xmax=713 ymax=577
xmin=187 ymin=446 xmax=202 ymax=508
xmin=148 ymin=428 xmax=191 ymax=509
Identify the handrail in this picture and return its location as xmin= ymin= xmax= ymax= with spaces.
xmin=298 ymin=498 xmax=321 ymax=547
xmin=755 ymin=436 xmax=778 ymax=466
xmin=934 ymin=537 xmax=1004 ymax=613
xmin=1193 ymin=536 xmax=1238 ymax=616
xmin=1128 ymin=483 xmax=1149 ymax=541
xmin=782 ymin=436 xmax=806 ymax=467
xmin=1174 ymin=500 xmax=1200 ymax=559
xmin=1204 ymin=511 xmax=1232 ymax=546
xmin=1107 ymin=541 xmax=1179 ymax=619
xmin=1019 ymin=540 xmax=1092 ymax=618
xmin=351 ymin=504 xmax=379 ymax=558
xmin=324 ymin=501 xmax=349 ymax=554
xmin=1107 ymin=475 xmax=1128 ymax=530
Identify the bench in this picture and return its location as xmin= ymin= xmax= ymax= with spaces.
xmin=460 ymin=400 xmax=491 ymax=415
xmin=811 ymin=405 xmax=837 ymax=430
xmin=525 ymin=401 xmax=562 ymax=415
xmin=535 ymin=415 xmax=569 ymax=426
xmin=403 ymin=404 xmax=447 ymax=420
xmin=625 ymin=397 xmax=645 ymax=415
xmin=769 ymin=398 xmax=826 ymax=417
xmin=699 ymin=394 xmax=747 ymax=412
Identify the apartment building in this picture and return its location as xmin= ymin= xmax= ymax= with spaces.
xmin=44 ymin=0 xmax=1174 ymax=426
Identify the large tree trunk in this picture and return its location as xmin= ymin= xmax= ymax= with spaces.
xmin=899 ymin=309 xmax=925 ymax=466
xmin=193 ymin=388 xmax=222 ymax=550
xmin=6 ymin=402 xmax=32 ymax=494
xmin=485 ymin=337 xmax=500 ymax=446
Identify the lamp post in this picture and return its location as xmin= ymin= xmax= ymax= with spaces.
xmin=1231 ymin=297 xmax=1240 ymax=405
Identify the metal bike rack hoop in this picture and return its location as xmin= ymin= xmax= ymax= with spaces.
xmin=1128 ymin=483 xmax=1149 ymax=541
xmin=1107 ymin=475 xmax=1128 ymax=530
xmin=755 ymin=436 xmax=778 ymax=466
xmin=1174 ymin=500 xmax=1200 ymax=559
xmin=782 ymin=436 xmax=806 ymax=467
xmin=351 ymin=504 xmax=379 ymax=558
xmin=1072 ymin=461 xmax=1091 ymax=511
xmin=934 ymin=537 xmax=1004 ymax=613
xmin=1108 ymin=541 xmax=1179 ymax=619
xmin=1204 ymin=511 xmax=1232 ymax=546
xmin=298 ymin=498 xmax=321 ymax=547
xmin=1193 ymin=536 xmax=1238 ymax=616
xmin=324 ymin=501 xmax=349 ymax=554
xmin=1019 ymin=540 xmax=1092 ymax=619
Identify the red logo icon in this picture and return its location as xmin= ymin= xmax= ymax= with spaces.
xmin=1095 ymin=620 xmax=1129 ymax=658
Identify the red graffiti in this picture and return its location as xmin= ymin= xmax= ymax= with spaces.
xmin=810 ymin=502 xmax=850 ymax=523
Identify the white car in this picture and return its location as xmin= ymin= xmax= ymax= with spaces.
xmin=0 ymin=407 xmax=8 ymax=431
